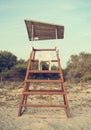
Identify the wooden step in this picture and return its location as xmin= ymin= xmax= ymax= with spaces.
xmin=31 ymin=60 xmax=58 ymax=62
xmin=23 ymin=90 xmax=65 ymax=95
xmin=33 ymin=48 xmax=56 ymax=51
xmin=21 ymin=104 xmax=67 ymax=108
xmin=24 ymin=79 xmax=63 ymax=83
xmin=29 ymin=70 xmax=60 ymax=73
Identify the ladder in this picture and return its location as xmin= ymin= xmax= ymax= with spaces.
xmin=18 ymin=47 xmax=70 ymax=117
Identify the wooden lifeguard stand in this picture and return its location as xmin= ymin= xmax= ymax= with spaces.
xmin=18 ymin=20 xmax=70 ymax=117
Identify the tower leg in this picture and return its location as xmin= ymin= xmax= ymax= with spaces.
xmin=18 ymin=95 xmax=26 ymax=116
xmin=63 ymin=94 xmax=70 ymax=117
xmin=18 ymin=82 xmax=30 ymax=116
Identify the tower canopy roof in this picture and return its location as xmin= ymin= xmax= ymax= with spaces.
xmin=25 ymin=20 xmax=64 ymax=41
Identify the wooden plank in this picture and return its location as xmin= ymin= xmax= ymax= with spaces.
xmin=31 ymin=60 xmax=58 ymax=62
xmin=34 ymin=36 xmax=56 ymax=40
xmin=35 ymin=28 xmax=55 ymax=35
xmin=34 ymin=23 xmax=56 ymax=30
xmin=29 ymin=70 xmax=59 ymax=73
xmin=33 ymin=48 xmax=56 ymax=51
xmin=24 ymin=79 xmax=63 ymax=83
xmin=23 ymin=90 xmax=65 ymax=95
xmin=21 ymin=104 xmax=67 ymax=107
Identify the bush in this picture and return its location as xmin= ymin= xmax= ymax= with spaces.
xmin=0 ymin=61 xmax=27 ymax=81
xmin=0 ymin=51 xmax=17 ymax=72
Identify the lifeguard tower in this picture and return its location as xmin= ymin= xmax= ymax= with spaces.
xmin=18 ymin=20 xmax=70 ymax=117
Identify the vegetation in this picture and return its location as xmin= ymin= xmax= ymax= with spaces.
xmin=0 ymin=51 xmax=17 ymax=72
xmin=65 ymin=52 xmax=91 ymax=83
xmin=0 ymin=51 xmax=27 ymax=81
xmin=0 ymin=50 xmax=91 ymax=83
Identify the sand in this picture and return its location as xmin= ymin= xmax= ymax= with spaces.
xmin=0 ymin=82 xmax=91 ymax=130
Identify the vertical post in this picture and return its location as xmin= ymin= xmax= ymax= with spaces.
xmin=55 ymin=27 xmax=58 ymax=50
xmin=55 ymin=26 xmax=58 ymax=39
xmin=31 ymin=23 xmax=34 ymax=50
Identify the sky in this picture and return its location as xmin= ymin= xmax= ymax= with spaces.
xmin=0 ymin=0 xmax=91 ymax=68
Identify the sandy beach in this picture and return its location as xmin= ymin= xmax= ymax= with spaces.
xmin=0 ymin=82 xmax=91 ymax=130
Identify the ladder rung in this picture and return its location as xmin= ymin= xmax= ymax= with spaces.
xmin=21 ymin=104 xmax=67 ymax=108
xmin=29 ymin=70 xmax=60 ymax=73
xmin=23 ymin=90 xmax=65 ymax=95
xmin=24 ymin=80 xmax=63 ymax=83
xmin=31 ymin=60 xmax=58 ymax=62
xmin=33 ymin=48 xmax=56 ymax=51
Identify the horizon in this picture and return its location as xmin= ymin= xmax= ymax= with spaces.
xmin=0 ymin=0 xmax=91 ymax=68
